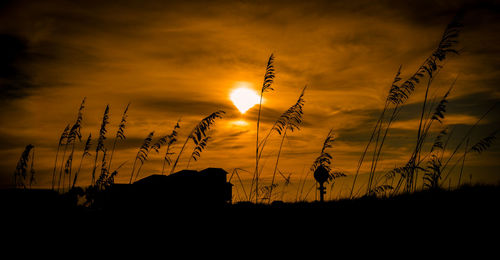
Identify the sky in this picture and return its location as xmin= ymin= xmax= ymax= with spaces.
xmin=1 ymin=0 xmax=500 ymax=201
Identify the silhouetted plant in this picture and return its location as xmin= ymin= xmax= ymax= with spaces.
xmin=14 ymin=144 xmax=35 ymax=189
xmin=259 ymin=184 xmax=279 ymax=202
xmin=310 ymin=130 xmax=348 ymax=200
xmin=470 ymin=130 xmax=498 ymax=154
xmin=440 ymin=103 xmax=498 ymax=186
xmin=278 ymin=169 xmax=292 ymax=201
xmin=58 ymin=98 xmax=85 ymax=192
xmin=85 ymin=158 xmax=124 ymax=208
xmin=350 ymin=67 xmax=402 ymax=197
xmin=186 ymin=136 xmax=210 ymax=169
xmin=253 ymin=53 xmax=275 ymax=203
xmin=387 ymin=162 xmax=412 ymax=193
xmin=455 ymin=130 xmax=498 ymax=186
xmin=388 ymin=85 xmax=453 ymax=194
xmin=130 ymin=131 xmax=154 ymax=183
xmin=151 ymin=120 xmax=180 ymax=175
xmin=458 ymin=137 xmax=469 ymax=186
xmin=108 ymin=102 xmax=129 ymax=172
xmin=95 ymin=149 xmax=108 ymax=190
xmin=311 ymin=129 xmax=335 ymax=172
xmin=103 ymin=164 xmax=123 ymax=188
xmin=63 ymin=151 xmax=73 ymax=192
xmin=267 ymin=86 xmax=306 ymax=202
xmin=52 ymin=124 xmax=69 ymax=190
xmin=409 ymin=83 xmax=453 ymax=191
xmin=91 ymin=105 xmax=109 ymax=185
xmin=423 ymin=154 xmax=443 ymax=190
xmin=351 ymin=14 xmax=462 ymax=197
xmin=170 ymin=110 xmax=225 ymax=174
xmin=72 ymin=133 xmax=92 ymax=189
xmin=431 ymin=128 xmax=448 ymax=154
xmin=229 ymin=168 xmax=250 ymax=201
xmin=370 ymin=184 xmax=393 ymax=196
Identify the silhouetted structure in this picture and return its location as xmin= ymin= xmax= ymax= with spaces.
xmin=98 ymin=167 xmax=233 ymax=210
xmin=314 ymin=165 xmax=329 ymax=202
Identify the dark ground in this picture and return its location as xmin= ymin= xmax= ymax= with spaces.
xmin=3 ymin=184 xmax=499 ymax=249
xmin=3 ymin=184 xmax=499 ymax=224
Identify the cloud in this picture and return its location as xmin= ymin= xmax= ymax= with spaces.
xmin=391 ymin=114 xmax=480 ymax=130
xmin=0 ymin=33 xmax=37 ymax=99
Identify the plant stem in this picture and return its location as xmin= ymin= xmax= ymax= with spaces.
xmin=108 ymin=136 xmax=118 ymax=173
xmin=458 ymin=138 xmax=469 ymax=187
xmin=72 ymin=152 xmax=86 ymax=189
xmin=161 ymin=145 xmax=172 ymax=175
xmin=367 ymin=104 xmax=399 ymax=195
xmin=170 ymin=132 xmax=191 ymax=174
xmin=254 ymin=92 xmax=264 ymax=203
xmin=51 ymin=145 xmax=61 ymax=190
xmin=67 ymin=142 xmax=76 ymax=191
xmin=350 ymin=102 xmax=388 ymax=198
xmin=269 ymin=130 xmax=287 ymax=203
xmin=129 ymin=158 xmax=137 ymax=184
xmin=57 ymin=143 xmax=69 ymax=192
xmin=441 ymin=102 xmax=497 ymax=183
xmin=134 ymin=162 xmax=144 ymax=182
xmin=91 ymin=150 xmax=100 ymax=186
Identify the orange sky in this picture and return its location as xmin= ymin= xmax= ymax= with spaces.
xmin=1 ymin=0 xmax=499 ymax=201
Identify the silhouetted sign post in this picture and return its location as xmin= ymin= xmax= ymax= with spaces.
xmin=314 ymin=165 xmax=329 ymax=202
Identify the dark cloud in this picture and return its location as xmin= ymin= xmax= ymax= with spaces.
xmin=141 ymin=97 xmax=233 ymax=116
xmin=0 ymin=33 xmax=36 ymax=99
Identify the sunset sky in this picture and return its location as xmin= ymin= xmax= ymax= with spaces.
xmin=1 ymin=0 xmax=499 ymax=201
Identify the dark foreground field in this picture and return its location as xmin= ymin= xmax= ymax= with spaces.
xmin=3 ymin=184 xmax=500 ymax=222
xmin=3 ymin=184 xmax=500 ymax=246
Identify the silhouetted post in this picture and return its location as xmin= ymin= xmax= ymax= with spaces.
xmin=314 ymin=165 xmax=330 ymax=203
xmin=318 ymin=183 xmax=326 ymax=202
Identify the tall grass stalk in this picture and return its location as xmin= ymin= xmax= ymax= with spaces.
xmin=442 ymin=129 xmax=498 ymax=186
xmin=51 ymin=125 xmax=69 ymax=190
xmin=391 ymin=84 xmax=453 ymax=194
xmin=63 ymin=150 xmax=73 ymax=193
xmin=91 ymin=105 xmax=109 ymax=185
xmin=108 ymin=103 xmax=129 ymax=173
xmin=72 ymin=133 xmax=92 ymax=189
xmin=267 ymin=86 xmax=305 ymax=202
xmin=458 ymin=137 xmax=469 ymax=186
xmin=440 ymin=102 xmax=498 ymax=184
xmin=253 ymin=53 xmax=275 ymax=203
xmin=405 ymin=76 xmax=452 ymax=192
xmin=28 ymin=147 xmax=35 ymax=188
xmin=350 ymin=67 xmax=401 ymax=198
xmin=229 ymin=168 xmax=249 ymax=201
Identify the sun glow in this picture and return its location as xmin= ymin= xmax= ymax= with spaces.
xmin=231 ymin=119 xmax=249 ymax=126
xmin=230 ymin=86 xmax=260 ymax=114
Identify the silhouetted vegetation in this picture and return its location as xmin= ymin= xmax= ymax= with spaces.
xmin=129 ymin=131 xmax=154 ymax=183
xmin=170 ymin=110 xmax=225 ymax=173
xmin=252 ymin=53 xmax=275 ymax=203
xmin=14 ymin=144 xmax=35 ymax=189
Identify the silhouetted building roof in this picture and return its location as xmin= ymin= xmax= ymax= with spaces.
xmin=100 ymin=168 xmax=233 ymax=210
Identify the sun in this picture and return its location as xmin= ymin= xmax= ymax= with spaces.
xmin=230 ymin=86 xmax=260 ymax=114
